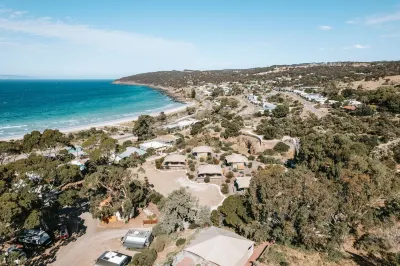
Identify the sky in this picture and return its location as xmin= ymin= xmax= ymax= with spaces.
xmin=1 ymin=0 xmax=400 ymax=78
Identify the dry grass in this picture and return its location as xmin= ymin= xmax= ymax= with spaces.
xmin=340 ymin=75 xmax=400 ymax=91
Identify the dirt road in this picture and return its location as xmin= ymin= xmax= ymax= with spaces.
xmin=50 ymin=213 xmax=139 ymax=266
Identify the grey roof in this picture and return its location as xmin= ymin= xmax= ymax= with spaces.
xmin=235 ymin=176 xmax=252 ymax=189
xmin=225 ymin=154 xmax=249 ymax=164
xmin=184 ymin=226 xmax=254 ymax=266
xmin=192 ymin=146 xmax=213 ymax=154
xmin=197 ymin=164 xmax=223 ymax=175
xmin=119 ymin=147 xmax=146 ymax=158
xmin=163 ymin=154 xmax=186 ymax=163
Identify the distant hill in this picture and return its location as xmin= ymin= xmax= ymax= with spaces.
xmin=114 ymin=61 xmax=400 ymax=88
xmin=0 ymin=75 xmax=32 ymax=80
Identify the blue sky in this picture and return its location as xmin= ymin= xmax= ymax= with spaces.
xmin=1 ymin=0 xmax=400 ymax=78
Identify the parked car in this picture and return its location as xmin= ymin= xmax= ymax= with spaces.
xmin=59 ymin=224 xmax=69 ymax=240
xmin=18 ymin=229 xmax=52 ymax=247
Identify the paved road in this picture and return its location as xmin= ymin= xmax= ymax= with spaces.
xmin=50 ymin=213 xmax=138 ymax=266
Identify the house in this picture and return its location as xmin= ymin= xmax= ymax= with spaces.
xmin=346 ymin=100 xmax=362 ymax=106
xmin=192 ymin=146 xmax=213 ymax=159
xmin=173 ymin=226 xmax=255 ymax=266
xmin=262 ymin=102 xmax=277 ymax=111
xmin=121 ymin=229 xmax=153 ymax=249
xmin=70 ymin=159 xmax=86 ymax=171
xmin=165 ymin=118 xmax=199 ymax=130
xmin=113 ymin=147 xmax=146 ymax=162
xmin=66 ymin=146 xmax=87 ymax=158
xmin=235 ymin=176 xmax=252 ymax=192
xmin=197 ymin=164 xmax=223 ymax=180
xmin=139 ymin=141 xmax=168 ymax=152
xmin=95 ymin=251 xmax=132 ymax=266
xmin=163 ymin=154 xmax=187 ymax=169
xmin=225 ymin=154 xmax=249 ymax=170
xmin=154 ymin=134 xmax=179 ymax=146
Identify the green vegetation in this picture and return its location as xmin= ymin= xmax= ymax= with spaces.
xmin=132 ymin=115 xmax=156 ymax=141
xmin=175 ymin=238 xmax=186 ymax=246
xmin=130 ymin=249 xmax=157 ymax=266
xmin=273 ymin=142 xmax=290 ymax=153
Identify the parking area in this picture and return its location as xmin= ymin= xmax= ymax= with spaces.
xmin=141 ymin=161 xmax=225 ymax=208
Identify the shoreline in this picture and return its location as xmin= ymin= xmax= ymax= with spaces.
xmin=112 ymin=81 xmax=188 ymax=104
xmin=0 ymin=102 xmax=195 ymax=141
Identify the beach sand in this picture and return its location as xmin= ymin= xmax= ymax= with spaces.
xmin=0 ymin=102 xmax=195 ymax=141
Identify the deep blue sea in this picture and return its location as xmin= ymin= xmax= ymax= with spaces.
xmin=0 ymin=80 xmax=184 ymax=139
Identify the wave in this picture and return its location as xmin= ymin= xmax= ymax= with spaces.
xmin=0 ymin=125 xmax=28 ymax=129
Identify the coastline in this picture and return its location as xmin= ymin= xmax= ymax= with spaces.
xmin=0 ymin=102 xmax=195 ymax=141
xmin=112 ymin=81 xmax=187 ymax=103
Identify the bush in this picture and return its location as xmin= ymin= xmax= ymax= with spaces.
xmin=200 ymin=157 xmax=205 ymax=162
xmin=273 ymin=142 xmax=290 ymax=153
xmin=189 ymin=165 xmax=196 ymax=172
xmin=151 ymin=235 xmax=169 ymax=252
xmin=187 ymin=173 xmax=195 ymax=180
xmin=148 ymin=191 xmax=164 ymax=205
xmin=226 ymin=171 xmax=234 ymax=179
xmin=248 ymin=162 xmax=253 ymax=168
xmin=176 ymin=238 xmax=186 ymax=246
xmin=131 ymin=249 xmax=157 ymax=266
xmin=188 ymin=223 xmax=199 ymax=229
xmin=151 ymin=224 xmax=165 ymax=237
xmin=210 ymin=210 xmax=219 ymax=226
xmin=221 ymin=184 xmax=229 ymax=194
xmin=248 ymin=155 xmax=255 ymax=160
xmin=204 ymin=176 xmax=210 ymax=183
xmin=155 ymin=157 xmax=165 ymax=169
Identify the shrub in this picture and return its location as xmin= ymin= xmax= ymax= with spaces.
xmin=151 ymin=224 xmax=165 ymax=237
xmin=263 ymin=149 xmax=276 ymax=156
xmin=176 ymin=238 xmax=186 ymax=246
xmin=226 ymin=171 xmax=234 ymax=179
xmin=188 ymin=223 xmax=200 ymax=229
xmin=248 ymin=155 xmax=255 ymax=161
xmin=273 ymin=142 xmax=290 ymax=153
xmin=189 ymin=165 xmax=196 ymax=172
xmin=204 ymin=176 xmax=210 ymax=183
xmin=131 ymin=249 xmax=157 ymax=266
xmin=221 ymin=184 xmax=229 ymax=194
xmin=155 ymin=157 xmax=165 ymax=169
xmin=187 ymin=173 xmax=195 ymax=180
xmin=151 ymin=235 xmax=169 ymax=252
xmin=225 ymin=178 xmax=230 ymax=183
xmin=248 ymin=162 xmax=253 ymax=168
xmin=200 ymin=157 xmax=205 ymax=162
xmin=148 ymin=191 xmax=164 ymax=205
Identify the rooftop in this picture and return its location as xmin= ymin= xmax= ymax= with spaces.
xmin=225 ymin=154 xmax=249 ymax=164
xmin=97 ymin=251 xmax=129 ymax=265
xmin=197 ymin=164 xmax=223 ymax=175
xmin=192 ymin=146 xmax=213 ymax=154
xmin=184 ymin=226 xmax=254 ymax=266
xmin=164 ymin=154 xmax=186 ymax=163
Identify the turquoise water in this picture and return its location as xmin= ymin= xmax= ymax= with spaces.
xmin=0 ymin=80 xmax=184 ymax=139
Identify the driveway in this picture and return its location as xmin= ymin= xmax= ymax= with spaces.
xmin=141 ymin=162 xmax=225 ymax=209
xmin=49 ymin=213 xmax=139 ymax=266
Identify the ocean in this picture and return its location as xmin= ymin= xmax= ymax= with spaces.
xmin=0 ymin=80 xmax=184 ymax=139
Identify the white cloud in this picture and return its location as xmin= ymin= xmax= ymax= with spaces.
xmin=366 ymin=11 xmax=400 ymax=25
xmin=380 ymin=33 xmax=400 ymax=38
xmin=353 ymin=44 xmax=370 ymax=49
xmin=0 ymin=15 xmax=197 ymax=57
xmin=342 ymin=44 xmax=370 ymax=50
xmin=319 ymin=25 xmax=332 ymax=31
xmin=346 ymin=20 xmax=356 ymax=24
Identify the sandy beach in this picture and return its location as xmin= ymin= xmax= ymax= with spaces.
xmin=0 ymin=102 xmax=195 ymax=141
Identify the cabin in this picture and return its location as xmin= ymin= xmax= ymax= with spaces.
xmin=225 ymin=154 xmax=249 ymax=170
xmin=121 ymin=229 xmax=153 ymax=249
xmin=139 ymin=141 xmax=168 ymax=152
xmin=192 ymin=146 xmax=213 ymax=159
xmin=95 ymin=251 xmax=132 ymax=266
xmin=113 ymin=147 xmax=146 ymax=162
xmin=154 ymin=134 xmax=179 ymax=146
xmin=197 ymin=164 xmax=223 ymax=180
xmin=173 ymin=226 xmax=255 ymax=266
xmin=235 ymin=176 xmax=252 ymax=192
xmin=163 ymin=154 xmax=187 ymax=169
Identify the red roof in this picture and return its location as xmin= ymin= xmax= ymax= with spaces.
xmin=342 ymin=105 xmax=357 ymax=111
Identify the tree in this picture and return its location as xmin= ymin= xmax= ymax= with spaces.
xmin=191 ymin=88 xmax=196 ymax=99
xmin=273 ymin=142 xmax=290 ymax=153
xmin=272 ymin=105 xmax=290 ymax=118
xmin=130 ymin=249 xmax=157 ymax=266
xmin=132 ymin=115 xmax=156 ymax=141
xmin=157 ymin=188 xmax=199 ymax=234
xmin=85 ymin=166 xmax=148 ymax=220
xmin=158 ymin=112 xmax=167 ymax=123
